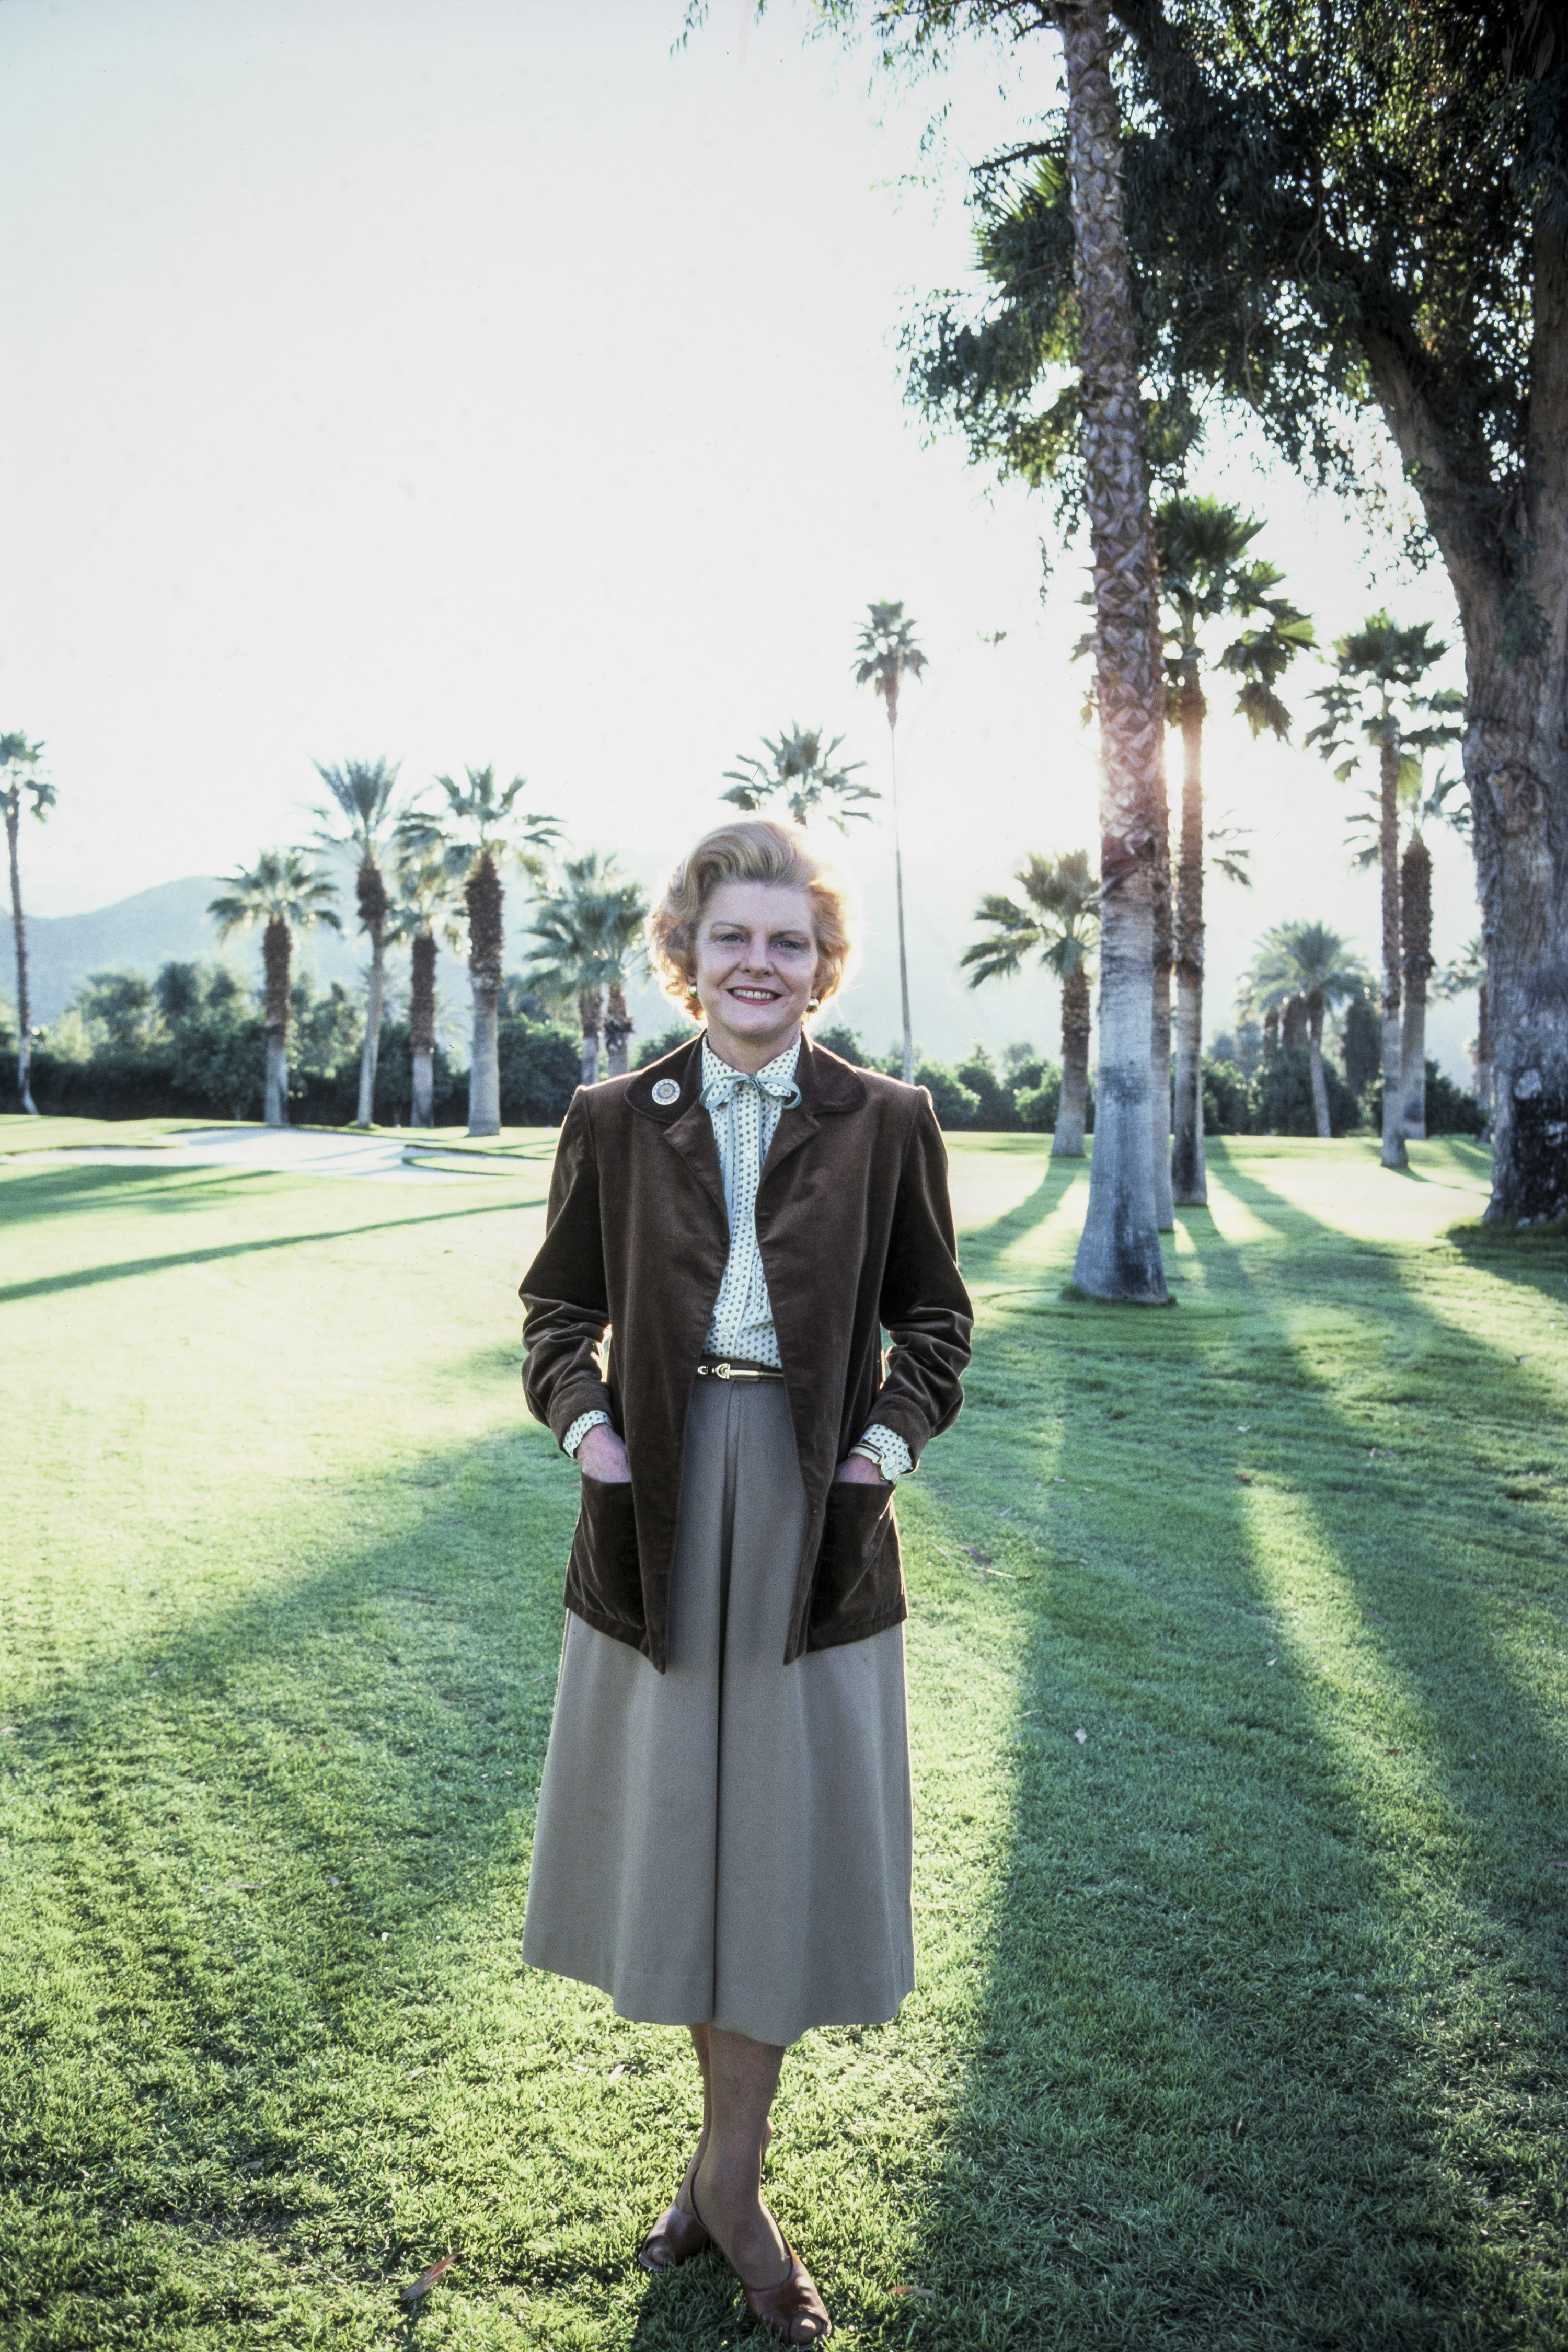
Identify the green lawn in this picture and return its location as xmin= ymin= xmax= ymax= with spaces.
xmin=2 ymin=1132 xmax=1565 ymax=2350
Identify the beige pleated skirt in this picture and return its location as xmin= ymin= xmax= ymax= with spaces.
xmin=522 ymin=1376 xmax=915 ymax=2047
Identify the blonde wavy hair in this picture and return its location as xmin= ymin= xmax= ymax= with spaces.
xmin=648 ymin=819 xmax=857 ymax=1018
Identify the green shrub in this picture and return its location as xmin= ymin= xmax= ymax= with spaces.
xmin=1202 ymin=1059 xmax=1251 ymax=1135
xmin=1364 ymin=1059 xmax=1487 ymax=1138
xmin=1013 ymin=1070 xmax=1059 ymax=1131
xmin=954 ymin=1046 xmax=1020 ymax=1131
xmin=495 ymin=1019 xmax=580 ymax=1124
xmin=372 ymin=1021 xmax=464 ymax=1126
xmin=635 ymin=1020 xmax=699 ymax=1068
xmin=1249 ymin=1045 xmax=1362 ymax=1137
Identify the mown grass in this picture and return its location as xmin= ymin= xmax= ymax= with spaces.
xmin=0 ymin=1116 xmax=198 ymax=1154
xmin=1 ymin=1132 xmax=1564 ymax=2349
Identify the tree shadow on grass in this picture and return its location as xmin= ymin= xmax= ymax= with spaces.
xmin=0 ymin=1164 xmax=533 ymax=1301
xmin=0 ymin=1423 xmax=728 ymax=2350
xmin=884 ymin=1146 xmax=1568 ymax=2349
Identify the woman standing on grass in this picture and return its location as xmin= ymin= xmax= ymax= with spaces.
xmin=518 ymin=818 xmax=971 ymax=2344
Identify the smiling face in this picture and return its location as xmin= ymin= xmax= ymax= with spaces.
xmin=692 ymin=879 xmax=822 ymax=1072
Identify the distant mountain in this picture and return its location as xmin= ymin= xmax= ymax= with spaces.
xmin=0 ymin=875 xmax=364 ymax=1025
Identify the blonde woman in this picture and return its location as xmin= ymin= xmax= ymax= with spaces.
xmin=518 ymin=820 xmax=971 ymax=2344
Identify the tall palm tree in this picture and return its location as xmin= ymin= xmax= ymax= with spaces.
xmin=385 ymin=854 xmax=464 ymax=1127
xmin=1307 ymin=614 xmax=1461 ymax=1170
xmin=1154 ymin=494 xmax=1315 ymax=1206
xmin=962 ymin=849 xmax=1100 ymax=1156
xmin=396 ymin=767 xmax=559 ymax=1137
xmin=208 ymin=850 xmax=340 ymax=1125
xmin=1 ymin=733 xmax=53 ymax=1115
xmin=721 ymin=724 xmax=879 ymax=833
xmin=1053 ymin=0 xmax=1168 ymax=1302
xmin=313 ymin=756 xmax=402 ymax=1129
xmin=524 ymin=854 xmax=650 ymax=1085
xmin=1241 ymin=921 xmax=1369 ymax=1139
xmin=854 ymin=602 xmax=927 ymax=1085
xmin=1401 ymin=773 xmax=1468 ymax=1140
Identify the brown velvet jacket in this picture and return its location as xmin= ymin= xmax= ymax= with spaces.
xmin=519 ymin=1030 xmax=972 ymax=1670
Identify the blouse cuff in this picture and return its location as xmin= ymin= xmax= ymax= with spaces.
xmin=562 ymin=1409 xmax=611 ymax=1458
xmin=850 ymin=1422 xmax=914 ymax=1482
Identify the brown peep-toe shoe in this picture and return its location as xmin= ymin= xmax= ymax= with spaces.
xmin=637 ymin=2156 xmax=712 ymax=2273
xmin=738 ymin=2242 xmax=833 ymax=2344
xmin=688 ymin=2185 xmax=833 ymax=2344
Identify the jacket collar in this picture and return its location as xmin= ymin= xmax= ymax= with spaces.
xmin=626 ymin=1028 xmax=866 ymax=1123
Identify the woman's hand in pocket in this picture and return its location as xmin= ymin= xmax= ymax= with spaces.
xmin=577 ymin=1424 xmax=632 ymax=1483
xmin=833 ymin=1452 xmax=885 ymax=1486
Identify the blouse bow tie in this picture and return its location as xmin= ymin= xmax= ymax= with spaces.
xmin=700 ymin=1068 xmax=802 ymax=1113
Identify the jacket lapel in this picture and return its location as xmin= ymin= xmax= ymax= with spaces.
xmin=626 ymin=1034 xmax=728 ymax=1226
xmin=759 ymin=1032 xmax=866 ymax=1187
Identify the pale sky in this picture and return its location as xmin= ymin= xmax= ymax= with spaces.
xmin=1 ymin=0 xmax=1477 ymax=1075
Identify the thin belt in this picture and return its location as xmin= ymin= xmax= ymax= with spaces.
xmin=696 ymin=1356 xmax=786 ymax=1383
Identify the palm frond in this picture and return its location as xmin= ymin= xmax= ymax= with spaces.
xmin=208 ymin=848 xmax=342 ymax=942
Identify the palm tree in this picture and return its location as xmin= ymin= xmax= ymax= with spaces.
xmin=854 ymin=602 xmax=927 ymax=1085
xmin=1 ymin=733 xmax=53 ymax=1115
xmin=396 ymin=767 xmax=559 ymax=1137
xmin=721 ymin=724 xmax=879 ymax=832
xmin=1241 ymin=922 xmax=1369 ymax=1139
xmin=1307 ymin=615 xmax=1461 ymax=1170
xmin=208 ymin=850 xmax=340 ymax=1125
xmin=313 ymin=756 xmax=402 ymax=1129
xmin=1154 ymin=494 xmax=1315 ymax=1205
xmin=524 ymin=854 xmax=650 ymax=1085
xmin=385 ymin=854 xmax=464 ymax=1127
xmin=1053 ymin=1 xmax=1168 ymax=1302
xmin=962 ymin=849 xmax=1100 ymax=1155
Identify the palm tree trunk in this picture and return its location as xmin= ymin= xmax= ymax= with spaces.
xmin=604 ymin=980 xmax=632 ymax=1078
xmin=1378 ymin=738 xmax=1408 ymax=1169
xmin=409 ymin=930 xmax=437 ymax=1127
xmin=889 ymin=722 xmax=914 ymax=1086
xmin=1171 ymin=670 xmax=1207 ymax=1203
xmin=1400 ymin=831 xmax=1432 ymax=1140
xmin=1307 ymin=993 xmax=1331 ymax=1138
xmin=1055 ymin=960 xmax=1092 ymax=1156
xmin=466 ymin=852 xmax=504 ymax=1137
xmin=354 ymin=857 xmax=389 ymax=1128
xmin=579 ymin=985 xmax=603 ymax=1087
xmin=6 ymin=798 xmax=38 ymax=1114
xmin=262 ymin=914 xmax=291 ymax=1127
xmin=1148 ymin=543 xmax=1174 ymax=1230
xmin=1060 ymin=0 xmax=1168 ymax=1305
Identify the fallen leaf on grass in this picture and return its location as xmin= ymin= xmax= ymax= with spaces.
xmin=1385 ymin=1746 xmax=1403 ymax=1755
xmin=1231 ymin=2117 xmax=1247 ymax=2139
xmin=402 ymin=2257 xmax=456 ymax=2304
xmin=1550 ymin=1862 xmax=1568 ymax=1871
xmin=1365 ymin=1613 xmax=1392 ymax=1625
xmin=1235 ymin=1472 xmax=1253 ymax=1485
xmin=961 ymin=1546 xmax=992 ymax=1566
xmin=1074 ymin=1728 xmax=1088 ymax=1746
xmin=892 ymin=2286 xmax=934 ymax=2299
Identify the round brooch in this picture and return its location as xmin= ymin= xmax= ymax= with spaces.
xmin=651 ymin=1077 xmax=682 ymax=1106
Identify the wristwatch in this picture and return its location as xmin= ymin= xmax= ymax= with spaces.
xmin=849 ymin=1436 xmax=903 ymax=1483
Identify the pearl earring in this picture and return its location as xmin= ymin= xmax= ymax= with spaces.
xmin=807 ymin=996 xmax=821 ymax=1010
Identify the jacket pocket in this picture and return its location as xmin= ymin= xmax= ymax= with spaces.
xmin=566 ymin=1471 xmax=643 ymax=1632
xmin=808 ymin=1477 xmax=904 ymax=1647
